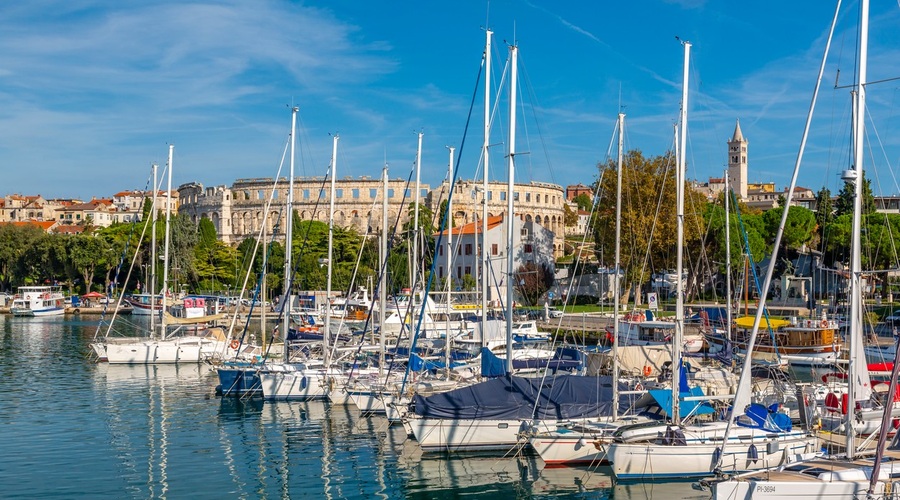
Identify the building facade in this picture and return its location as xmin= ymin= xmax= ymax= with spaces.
xmin=178 ymin=176 xmax=566 ymax=252
xmin=435 ymin=214 xmax=555 ymax=302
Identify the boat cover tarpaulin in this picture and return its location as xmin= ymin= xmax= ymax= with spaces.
xmin=635 ymin=387 xmax=716 ymax=418
xmin=413 ymin=374 xmax=639 ymax=420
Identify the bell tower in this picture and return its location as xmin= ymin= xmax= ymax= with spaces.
xmin=727 ymin=119 xmax=748 ymax=199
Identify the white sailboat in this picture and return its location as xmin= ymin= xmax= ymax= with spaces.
xmin=604 ymin=40 xmax=819 ymax=481
xmin=92 ymin=147 xmax=231 ymax=364
xmin=259 ymin=122 xmax=341 ymax=400
xmin=711 ymin=2 xmax=900 ymax=496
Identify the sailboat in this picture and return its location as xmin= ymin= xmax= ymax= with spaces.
xmin=710 ymin=1 xmax=900 ymax=496
xmin=258 ymin=123 xmax=346 ymax=401
xmin=91 ymin=146 xmax=232 ymax=364
xmin=603 ymin=40 xmax=819 ymax=481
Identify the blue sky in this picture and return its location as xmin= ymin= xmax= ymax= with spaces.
xmin=2 ymin=1 xmax=899 ymax=201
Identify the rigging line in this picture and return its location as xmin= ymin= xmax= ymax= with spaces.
xmin=401 ymin=57 xmax=483 ymax=395
xmin=225 ymin=137 xmax=291 ymax=340
xmin=731 ymin=189 xmax=779 ymax=351
xmin=98 ymin=168 xmax=157 ymax=340
xmin=636 ymin=148 xmax=676 ymax=306
xmin=861 ymin=105 xmax=900 ymax=269
xmin=344 ymin=169 xmax=415 ymax=385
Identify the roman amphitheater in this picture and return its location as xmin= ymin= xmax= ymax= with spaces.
xmin=178 ymin=176 xmax=566 ymax=256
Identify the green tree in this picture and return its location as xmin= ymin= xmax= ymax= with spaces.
xmin=834 ymin=173 xmax=875 ymax=217
xmin=66 ymin=234 xmax=111 ymax=293
xmin=590 ymin=150 xmax=706 ymax=299
xmin=573 ymin=193 xmax=592 ymax=211
xmin=563 ymin=203 xmax=578 ymax=228
xmin=762 ymin=206 xmax=817 ymax=251
xmin=0 ymin=223 xmax=43 ymax=289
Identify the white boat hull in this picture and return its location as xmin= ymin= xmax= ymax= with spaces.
xmin=259 ymin=365 xmax=330 ymax=401
xmin=607 ymin=432 xmax=818 ymax=481
xmin=406 ymin=417 xmax=530 ymax=452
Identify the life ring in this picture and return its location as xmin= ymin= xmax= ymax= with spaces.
xmin=230 ymin=339 xmax=240 ymax=350
xmin=634 ymin=382 xmax=644 ymax=391
xmin=643 ymin=365 xmax=652 ymax=377
xmin=820 ymin=320 xmax=828 ymax=328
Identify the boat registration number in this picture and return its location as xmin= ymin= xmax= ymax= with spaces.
xmin=755 ymin=485 xmax=776 ymax=493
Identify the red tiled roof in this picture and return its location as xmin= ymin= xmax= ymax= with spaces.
xmin=437 ymin=215 xmax=504 ymax=237
xmin=1 ymin=220 xmax=57 ymax=232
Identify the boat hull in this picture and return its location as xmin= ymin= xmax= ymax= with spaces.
xmin=607 ymin=433 xmax=818 ymax=481
xmin=405 ymin=417 xmax=536 ymax=453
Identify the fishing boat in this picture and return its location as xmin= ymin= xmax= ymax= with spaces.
xmin=123 ymin=293 xmax=164 ymax=316
xmin=710 ymin=315 xmax=842 ymax=366
xmin=10 ymin=285 xmax=65 ymax=317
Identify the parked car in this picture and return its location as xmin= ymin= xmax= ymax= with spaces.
xmin=547 ymin=307 xmax=564 ymax=319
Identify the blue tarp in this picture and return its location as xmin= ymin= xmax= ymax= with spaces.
xmin=644 ymin=387 xmax=717 ymax=419
xmin=413 ymin=374 xmax=639 ymax=420
xmin=479 ymin=347 xmax=584 ymax=377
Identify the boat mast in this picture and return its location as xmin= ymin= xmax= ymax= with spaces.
xmin=724 ymin=169 xmax=733 ymax=361
xmin=481 ymin=28 xmax=492 ymax=334
xmin=380 ymin=163 xmax=388 ymax=378
xmin=413 ymin=132 xmax=423 ymax=287
xmin=325 ymin=134 xmax=338 ymax=368
xmin=847 ymin=0 xmax=870 ymax=460
xmin=150 ymin=163 xmax=158 ymax=337
xmin=672 ymin=40 xmax=691 ymax=424
xmin=612 ymin=112 xmax=624 ymax=418
xmin=160 ymin=144 xmax=173 ymax=339
xmin=505 ymin=42 xmax=518 ymax=375
xmin=281 ymin=107 xmax=297 ymax=363
xmin=446 ymin=146 xmax=454 ymax=371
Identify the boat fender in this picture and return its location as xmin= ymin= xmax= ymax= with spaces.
xmin=230 ymin=339 xmax=240 ymax=350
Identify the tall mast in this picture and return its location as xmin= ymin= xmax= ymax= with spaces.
xmin=672 ymin=40 xmax=691 ymax=424
xmin=281 ymin=107 xmax=297 ymax=362
xmin=481 ymin=29 xmax=492 ymax=334
xmin=445 ymin=146 xmax=455 ymax=371
xmin=504 ymin=43 xmax=518 ymax=375
xmin=612 ymin=112 xmax=625 ymax=418
xmin=325 ymin=134 xmax=338 ymax=367
xmin=160 ymin=144 xmax=173 ymax=338
xmin=150 ymin=163 xmax=158 ymax=337
xmin=724 ymin=170 xmax=733 ymax=361
xmin=379 ymin=164 xmax=388 ymax=377
xmin=413 ymin=132 xmax=423 ymax=285
xmin=847 ymin=0 xmax=870 ymax=459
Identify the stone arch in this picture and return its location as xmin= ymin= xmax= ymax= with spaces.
xmin=525 ymin=214 xmax=533 ymax=223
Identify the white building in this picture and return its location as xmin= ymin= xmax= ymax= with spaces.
xmin=435 ymin=214 xmax=555 ymax=304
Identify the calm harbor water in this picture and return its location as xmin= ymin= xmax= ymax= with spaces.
xmin=0 ymin=315 xmax=705 ymax=499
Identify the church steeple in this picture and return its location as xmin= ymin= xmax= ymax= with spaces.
xmin=727 ymin=119 xmax=748 ymax=199
xmin=731 ymin=119 xmax=745 ymax=142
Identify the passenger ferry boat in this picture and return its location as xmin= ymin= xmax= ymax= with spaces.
xmin=10 ymin=286 xmax=66 ymax=317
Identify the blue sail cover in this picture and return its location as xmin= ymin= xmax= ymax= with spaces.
xmin=479 ymin=347 xmax=584 ymax=378
xmin=413 ymin=374 xmax=638 ymax=420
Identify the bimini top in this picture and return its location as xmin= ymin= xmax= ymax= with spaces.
xmin=733 ymin=316 xmax=790 ymax=329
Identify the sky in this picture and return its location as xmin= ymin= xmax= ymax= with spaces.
xmin=2 ymin=0 xmax=899 ymax=201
